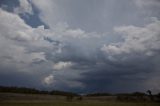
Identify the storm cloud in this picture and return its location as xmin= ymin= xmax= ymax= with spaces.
xmin=0 ymin=0 xmax=160 ymax=93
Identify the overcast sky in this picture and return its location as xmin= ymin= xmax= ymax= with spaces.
xmin=0 ymin=0 xmax=160 ymax=93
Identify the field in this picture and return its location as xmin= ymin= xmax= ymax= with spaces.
xmin=0 ymin=93 xmax=160 ymax=106
xmin=1 ymin=101 xmax=160 ymax=106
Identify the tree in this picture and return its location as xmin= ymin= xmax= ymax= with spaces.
xmin=147 ymin=90 xmax=154 ymax=101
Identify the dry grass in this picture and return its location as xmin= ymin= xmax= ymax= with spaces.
xmin=0 ymin=93 xmax=160 ymax=106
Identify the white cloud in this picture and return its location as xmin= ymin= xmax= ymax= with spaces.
xmin=101 ymin=18 xmax=160 ymax=92
xmin=0 ymin=8 xmax=93 ymax=89
xmin=101 ymin=18 xmax=160 ymax=57
xmin=0 ymin=8 xmax=32 ymax=41
xmin=1 ymin=45 xmax=46 ymax=64
xmin=43 ymin=74 xmax=54 ymax=85
xmin=0 ymin=8 xmax=57 ymax=72
xmin=0 ymin=9 xmax=47 ymax=60
xmin=53 ymin=61 xmax=73 ymax=70
xmin=14 ymin=0 xmax=33 ymax=15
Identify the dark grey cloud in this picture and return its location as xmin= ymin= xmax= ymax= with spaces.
xmin=77 ymin=56 xmax=155 ymax=93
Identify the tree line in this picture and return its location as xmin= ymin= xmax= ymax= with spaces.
xmin=0 ymin=86 xmax=78 ymax=97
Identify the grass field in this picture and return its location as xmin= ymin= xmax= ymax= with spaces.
xmin=0 ymin=93 xmax=160 ymax=106
xmin=0 ymin=101 xmax=160 ymax=106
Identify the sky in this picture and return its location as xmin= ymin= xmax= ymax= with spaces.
xmin=0 ymin=0 xmax=160 ymax=94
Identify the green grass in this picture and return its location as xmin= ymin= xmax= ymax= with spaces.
xmin=0 ymin=101 xmax=160 ymax=106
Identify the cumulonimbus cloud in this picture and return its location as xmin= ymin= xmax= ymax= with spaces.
xmin=0 ymin=0 xmax=160 ymax=93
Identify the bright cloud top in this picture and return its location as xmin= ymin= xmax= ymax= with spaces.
xmin=53 ymin=61 xmax=73 ymax=70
